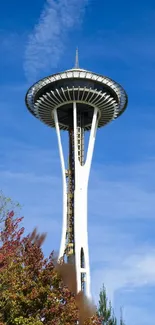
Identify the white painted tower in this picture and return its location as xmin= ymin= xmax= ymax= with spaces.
xmin=25 ymin=51 xmax=128 ymax=299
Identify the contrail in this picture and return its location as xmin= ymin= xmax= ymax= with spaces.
xmin=24 ymin=0 xmax=88 ymax=81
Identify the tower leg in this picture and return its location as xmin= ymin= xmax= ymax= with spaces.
xmin=73 ymin=102 xmax=98 ymax=299
xmin=53 ymin=109 xmax=67 ymax=261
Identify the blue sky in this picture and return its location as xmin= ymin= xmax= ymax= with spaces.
xmin=0 ymin=0 xmax=155 ymax=324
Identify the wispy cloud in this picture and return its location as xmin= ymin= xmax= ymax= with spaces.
xmin=92 ymin=248 xmax=155 ymax=299
xmin=24 ymin=0 xmax=88 ymax=81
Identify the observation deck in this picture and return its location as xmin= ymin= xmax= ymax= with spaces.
xmin=25 ymin=68 xmax=128 ymax=130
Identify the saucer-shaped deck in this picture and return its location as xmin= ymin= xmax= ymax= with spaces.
xmin=25 ymin=68 xmax=128 ymax=131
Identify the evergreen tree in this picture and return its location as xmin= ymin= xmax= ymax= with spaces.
xmin=98 ymin=285 xmax=125 ymax=325
xmin=120 ymin=307 xmax=125 ymax=325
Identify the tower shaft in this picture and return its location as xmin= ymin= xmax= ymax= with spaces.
xmin=54 ymin=103 xmax=98 ymax=299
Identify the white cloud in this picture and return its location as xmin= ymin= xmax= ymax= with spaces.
xmin=92 ymin=249 xmax=155 ymax=307
xmin=88 ymin=159 xmax=155 ymax=220
xmin=24 ymin=0 xmax=88 ymax=81
xmin=0 ymin=170 xmax=59 ymax=184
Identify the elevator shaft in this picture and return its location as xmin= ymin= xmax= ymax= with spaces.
xmin=66 ymin=110 xmax=85 ymax=290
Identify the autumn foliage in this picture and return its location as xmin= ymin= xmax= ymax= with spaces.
xmin=0 ymin=209 xmax=102 ymax=325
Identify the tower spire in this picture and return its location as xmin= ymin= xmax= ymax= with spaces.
xmin=75 ymin=47 xmax=79 ymax=68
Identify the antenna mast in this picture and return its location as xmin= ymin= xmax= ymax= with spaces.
xmin=75 ymin=48 xmax=79 ymax=68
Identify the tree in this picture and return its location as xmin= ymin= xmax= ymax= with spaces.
xmin=0 ymin=204 xmax=102 ymax=325
xmin=0 ymin=209 xmax=24 ymax=270
xmin=98 ymin=285 xmax=116 ymax=325
xmin=0 ymin=192 xmax=20 ymax=229
xmin=120 ymin=308 xmax=125 ymax=325
xmin=98 ymin=285 xmax=125 ymax=325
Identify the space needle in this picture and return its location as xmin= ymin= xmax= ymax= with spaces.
xmin=25 ymin=49 xmax=128 ymax=299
